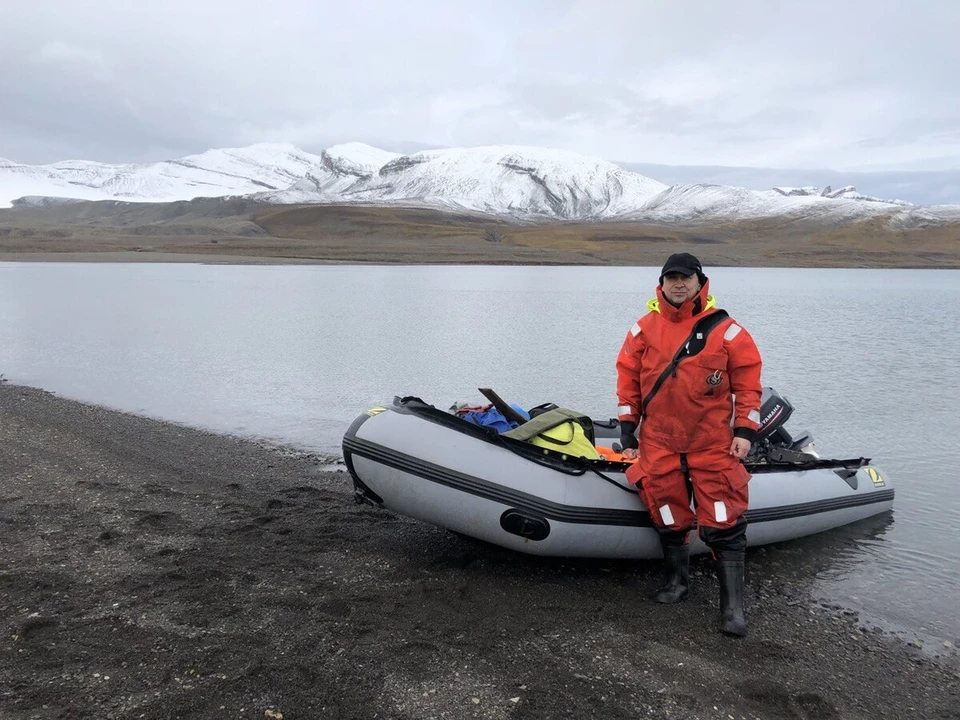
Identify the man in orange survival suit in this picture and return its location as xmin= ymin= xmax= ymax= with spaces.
xmin=616 ymin=252 xmax=762 ymax=636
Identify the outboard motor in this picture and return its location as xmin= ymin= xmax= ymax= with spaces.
xmin=749 ymin=387 xmax=818 ymax=462
xmin=754 ymin=387 xmax=794 ymax=444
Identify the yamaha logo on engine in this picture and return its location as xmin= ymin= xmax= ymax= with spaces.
xmin=761 ymin=404 xmax=783 ymax=426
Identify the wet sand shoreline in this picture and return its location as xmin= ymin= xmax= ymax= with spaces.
xmin=1 ymin=383 xmax=958 ymax=719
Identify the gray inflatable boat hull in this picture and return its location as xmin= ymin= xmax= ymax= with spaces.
xmin=343 ymin=402 xmax=894 ymax=559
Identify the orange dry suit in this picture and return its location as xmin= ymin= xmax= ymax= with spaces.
xmin=615 ymin=280 xmax=762 ymax=550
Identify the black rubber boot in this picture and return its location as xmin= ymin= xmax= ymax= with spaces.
xmin=700 ymin=519 xmax=748 ymax=637
xmin=654 ymin=544 xmax=690 ymax=603
xmin=716 ymin=555 xmax=747 ymax=637
xmin=652 ymin=529 xmax=690 ymax=604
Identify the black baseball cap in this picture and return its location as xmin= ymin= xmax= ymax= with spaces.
xmin=659 ymin=252 xmax=705 ymax=284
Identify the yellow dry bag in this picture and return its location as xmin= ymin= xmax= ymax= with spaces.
xmin=503 ymin=408 xmax=601 ymax=460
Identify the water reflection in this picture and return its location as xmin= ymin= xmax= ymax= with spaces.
xmin=753 ymin=511 xmax=896 ymax=582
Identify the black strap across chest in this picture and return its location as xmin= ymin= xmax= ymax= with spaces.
xmin=640 ymin=309 xmax=729 ymax=417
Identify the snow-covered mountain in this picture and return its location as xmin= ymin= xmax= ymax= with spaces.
xmin=266 ymin=143 xmax=402 ymax=203
xmin=624 ymin=184 xmax=933 ymax=225
xmin=620 ymin=161 xmax=960 ymax=207
xmin=0 ymin=143 xmax=320 ymax=209
xmin=3 ymin=141 xmax=960 ymax=226
xmin=274 ymin=145 xmax=668 ymax=220
xmin=771 ymin=184 xmax=911 ymax=205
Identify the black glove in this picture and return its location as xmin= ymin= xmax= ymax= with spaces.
xmin=619 ymin=420 xmax=639 ymax=450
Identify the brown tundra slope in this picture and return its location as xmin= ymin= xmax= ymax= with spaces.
xmin=0 ymin=199 xmax=958 ymax=267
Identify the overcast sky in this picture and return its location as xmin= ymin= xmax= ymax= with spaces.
xmin=2 ymin=0 xmax=959 ymax=171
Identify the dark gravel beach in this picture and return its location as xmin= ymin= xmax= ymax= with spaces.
xmin=2 ymin=383 xmax=958 ymax=720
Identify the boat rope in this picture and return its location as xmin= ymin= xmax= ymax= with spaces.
xmin=586 ymin=464 xmax=639 ymax=494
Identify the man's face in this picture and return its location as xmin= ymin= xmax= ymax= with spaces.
xmin=662 ymin=272 xmax=701 ymax=305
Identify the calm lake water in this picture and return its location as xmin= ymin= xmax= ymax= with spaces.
xmin=1 ymin=262 xmax=958 ymax=648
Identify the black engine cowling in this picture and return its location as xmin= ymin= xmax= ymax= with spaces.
xmin=755 ymin=387 xmax=793 ymax=443
xmin=750 ymin=387 xmax=817 ymax=460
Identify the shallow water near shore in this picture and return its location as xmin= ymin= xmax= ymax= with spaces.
xmin=1 ymin=261 xmax=958 ymax=648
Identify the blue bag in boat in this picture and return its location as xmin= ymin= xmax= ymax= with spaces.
xmin=461 ymin=404 xmax=530 ymax=433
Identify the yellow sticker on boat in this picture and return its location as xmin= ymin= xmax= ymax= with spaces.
xmin=366 ymin=406 xmax=387 ymax=416
xmin=865 ymin=467 xmax=885 ymax=487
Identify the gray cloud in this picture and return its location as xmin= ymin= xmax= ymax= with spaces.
xmin=2 ymin=0 xmax=959 ymax=171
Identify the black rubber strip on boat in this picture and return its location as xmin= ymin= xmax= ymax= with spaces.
xmin=343 ymin=436 xmax=894 ymax=528
xmin=343 ymin=435 xmax=654 ymax=527
xmin=745 ymin=489 xmax=895 ymax=522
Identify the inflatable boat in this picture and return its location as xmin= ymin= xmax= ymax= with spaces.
xmin=342 ymin=389 xmax=894 ymax=558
